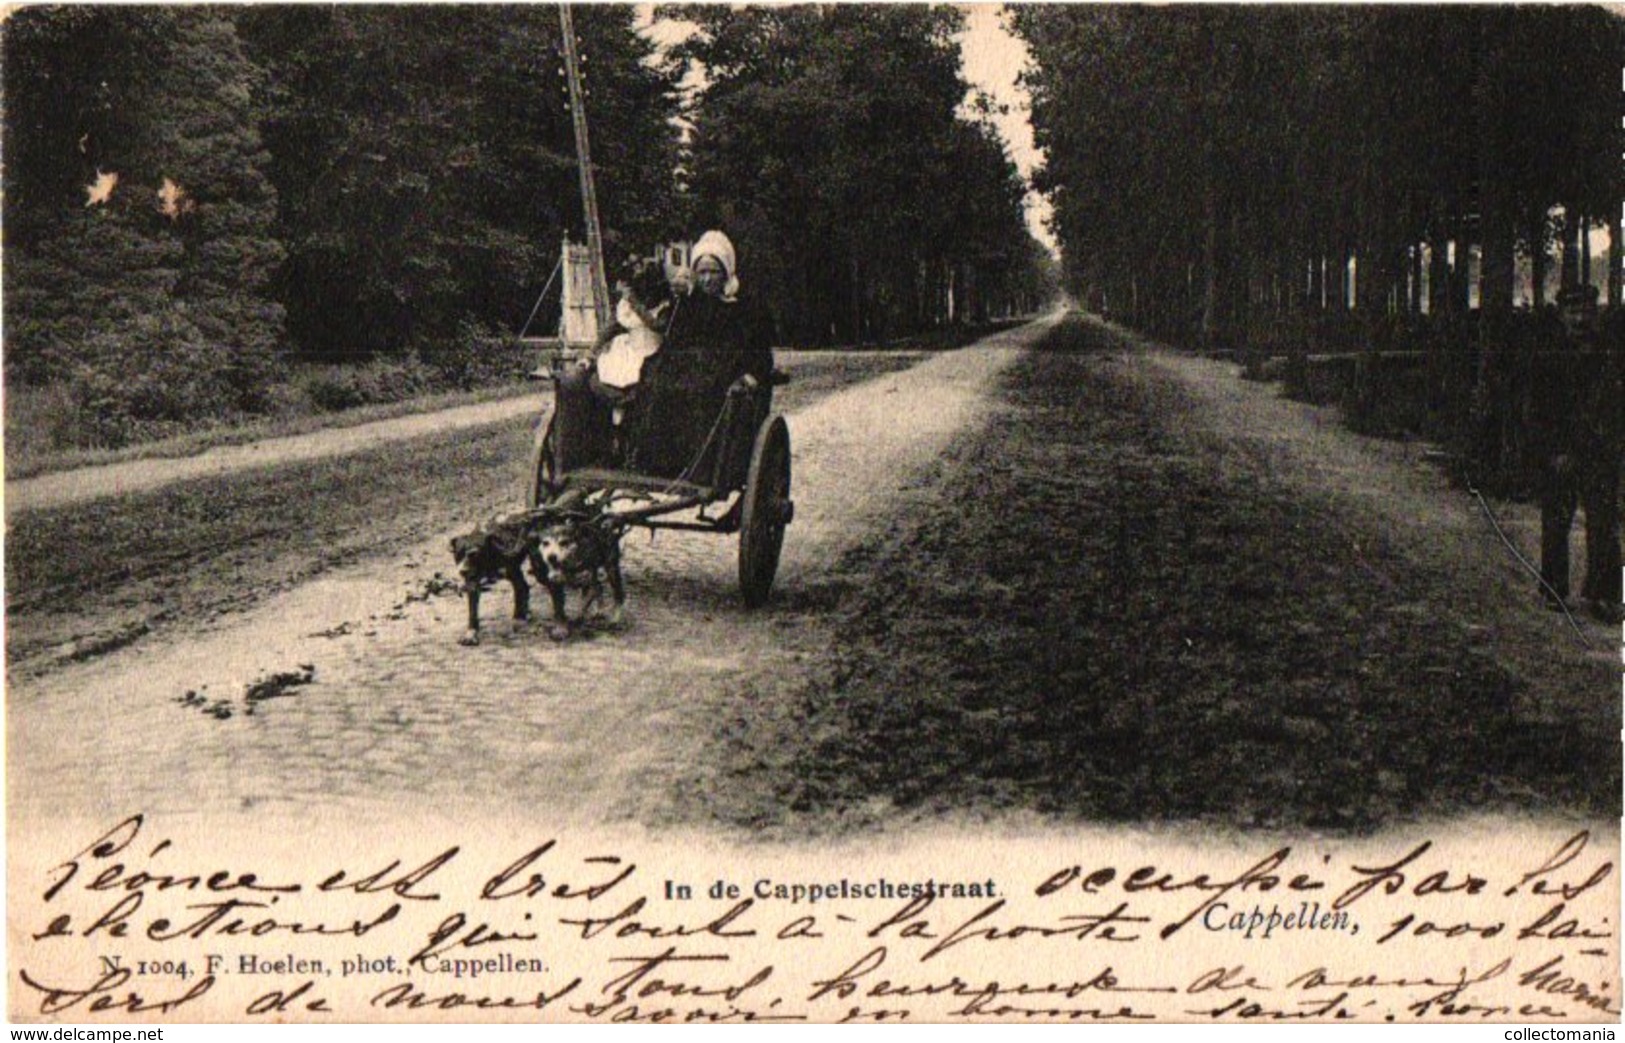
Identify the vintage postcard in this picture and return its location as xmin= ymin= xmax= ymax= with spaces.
xmin=5 ymin=3 xmax=1621 ymax=1025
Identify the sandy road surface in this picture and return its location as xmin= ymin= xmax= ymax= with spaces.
xmin=7 ymin=318 xmax=1055 ymax=828
xmin=5 ymin=397 xmax=550 ymax=514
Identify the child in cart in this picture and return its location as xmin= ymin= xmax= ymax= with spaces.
xmin=591 ymin=254 xmax=674 ymax=415
xmin=550 ymin=254 xmax=674 ymax=472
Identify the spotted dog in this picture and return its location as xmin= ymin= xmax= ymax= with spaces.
xmin=534 ymin=512 xmax=627 ymax=640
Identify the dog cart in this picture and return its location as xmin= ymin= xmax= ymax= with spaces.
xmin=522 ymin=5 xmax=793 ymax=607
xmin=524 ymin=361 xmax=794 ymax=607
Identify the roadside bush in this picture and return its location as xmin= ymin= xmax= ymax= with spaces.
xmin=302 ymin=356 xmax=435 ymax=412
xmin=65 ymin=312 xmax=262 ymax=448
xmin=3 ymin=383 xmax=87 ymax=466
xmin=1238 ymin=313 xmax=1311 ymax=381
xmin=421 ymin=319 xmax=533 ymax=391
xmin=255 ymin=379 xmax=319 ymax=421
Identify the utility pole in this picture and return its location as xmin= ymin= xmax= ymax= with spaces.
xmin=559 ymin=4 xmax=611 ymax=331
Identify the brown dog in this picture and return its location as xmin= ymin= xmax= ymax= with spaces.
xmin=449 ymin=512 xmax=544 ymax=646
xmin=534 ymin=513 xmax=626 ymax=640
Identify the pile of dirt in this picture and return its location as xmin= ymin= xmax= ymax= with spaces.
xmin=689 ymin=318 xmax=1620 ymax=834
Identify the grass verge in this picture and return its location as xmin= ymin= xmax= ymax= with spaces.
xmin=686 ymin=317 xmax=1620 ymax=834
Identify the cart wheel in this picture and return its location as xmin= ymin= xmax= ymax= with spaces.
xmin=526 ymin=404 xmax=560 ymax=509
xmin=739 ymin=416 xmax=792 ymax=608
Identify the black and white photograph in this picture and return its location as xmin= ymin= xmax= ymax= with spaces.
xmin=4 ymin=3 xmax=1621 ymax=1025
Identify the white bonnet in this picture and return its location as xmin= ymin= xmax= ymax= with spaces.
xmin=691 ymin=229 xmax=740 ymax=301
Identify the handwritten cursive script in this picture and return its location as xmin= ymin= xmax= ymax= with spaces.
xmin=12 ymin=819 xmax=1616 ymax=1023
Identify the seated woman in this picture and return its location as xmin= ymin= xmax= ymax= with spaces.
xmin=626 ymin=230 xmax=773 ymax=483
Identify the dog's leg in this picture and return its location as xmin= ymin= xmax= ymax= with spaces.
xmin=461 ymin=584 xmax=483 ymax=646
xmin=545 ymin=580 xmax=571 ymax=642
xmin=605 ymin=553 xmax=626 ymax=628
xmin=505 ymin=562 xmax=531 ymax=628
xmin=578 ymin=579 xmax=602 ymax=622
xmin=527 ymin=549 xmax=570 ymax=641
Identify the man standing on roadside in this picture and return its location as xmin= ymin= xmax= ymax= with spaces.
xmin=1532 ymin=288 xmax=1623 ymax=623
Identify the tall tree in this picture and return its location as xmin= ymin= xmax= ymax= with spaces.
xmin=676 ymin=5 xmax=1043 ymax=343
xmin=3 ymin=7 xmax=286 ymax=442
xmin=236 ymin=6 xmax=681 ymax=363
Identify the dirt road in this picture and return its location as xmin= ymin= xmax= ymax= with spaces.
xmin=7 ymin=321 xmax=1051 ymax=826
xmin=8 ymin=311 xmax=1615 ymax=837
xmin=2 ymin=350 xmax=930 ymax=676
xmin=682 ymin=320 xmax=1619 ymax=835
xmin=5 ymin=395 xmax=547 ymax=515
